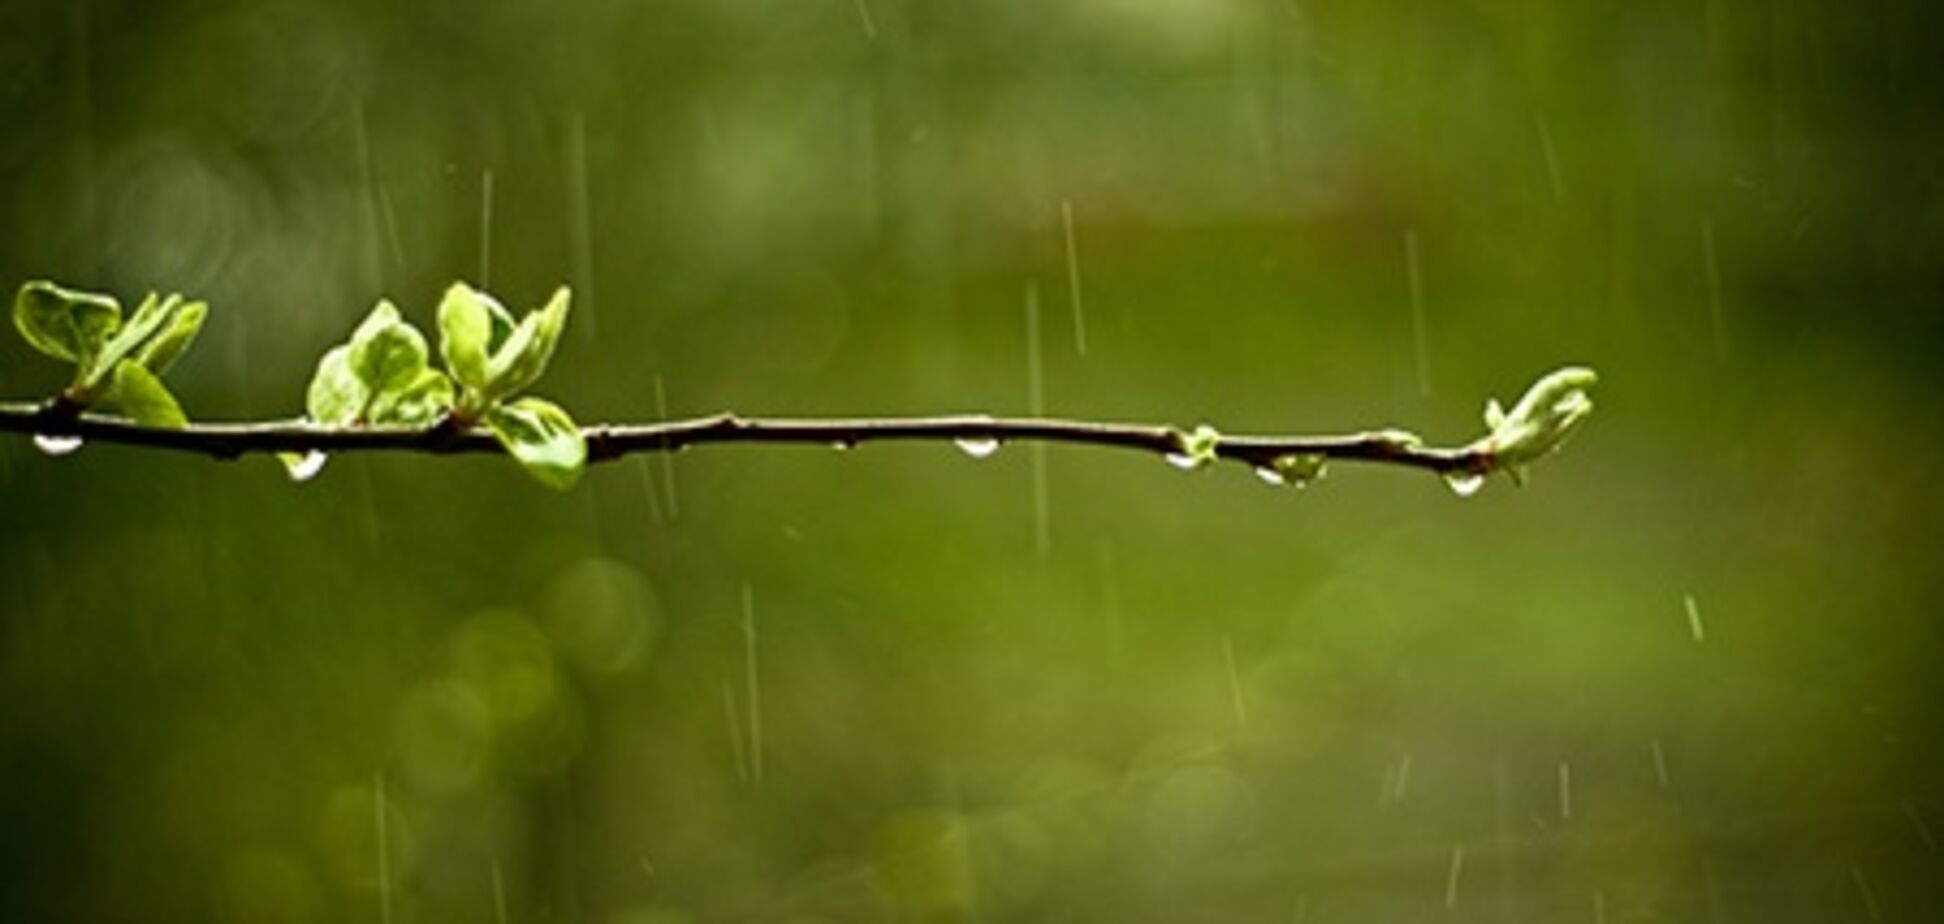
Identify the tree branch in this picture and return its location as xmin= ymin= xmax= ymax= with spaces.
xmin=0 ymin=401 xmax=1490 ymax=475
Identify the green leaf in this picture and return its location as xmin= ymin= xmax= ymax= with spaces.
xmin=131 ymin=300 xmax=207 ymax=375
xmin=13 ymin=280 xmax=121 ymax=366
xmin=1483 ymin=399 xmax=1506 ymax=431
xmin=481 ymin=286 xmax=570 ymax=400
xmin=437 ymin=283 xmax=505 ymax=392
xmin=93 ymin=293 xmax=170 ymax=364
xmin=84 ymin=293 xmax=189 ymax=391
xmin=106 ymin=360 xmax=188 ymax=429
xmin=369 ymin=368 xmax=454 ymax=426
xmin=347 ymin=299 xmax=430 ymax=399
xmin=483 ymin=396 xmax=586 ymax=490
xmin=305 ymin=345 xmax=365 ymax=425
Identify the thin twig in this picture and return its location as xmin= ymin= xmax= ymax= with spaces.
xmin=0 ymin=401 xmax=1491 ymax=475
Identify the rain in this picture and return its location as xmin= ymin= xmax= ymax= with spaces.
xmin=0 ymin=2 xmax=1936 ymax=922
xmin=1062 ymin=198 xmax=1088 ymax=357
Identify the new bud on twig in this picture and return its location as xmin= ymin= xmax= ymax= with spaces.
xmin=1475 ymin=366 xmax=1598 ymax=485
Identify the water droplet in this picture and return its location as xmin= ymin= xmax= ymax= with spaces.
xmin=284 ymin=450 xmax=328 ymax=483
xmin=1164 ymin=453 xmax=1199 ymax=471
xmin=1265 ymin=453 xmax=1327 ymax=488
xmin=1442 ymin=470 xmax=1486 ymax=497
xmin=33 ymin=434 xmax=83 ymax=456
xmin=954 ymin=437 xmax=1000 ymax=459
xmin=1683 ymin=593 xmax=1706 ymax=643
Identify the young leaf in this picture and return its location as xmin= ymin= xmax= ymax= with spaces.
xmin=81 ymin=293 xmax=210 ymax=394
xmin=1477 ymin=366 xmax=1598 ymax=483
xmin=347 ymin=300 xmax=431 ymax=400
xmin=86 ymin=293 xmax=173 ymax=380
xmin=106 ymin=360 xmax=188 ymax=429
xmin=13 ymin=281 xmax=121 ymax=366
xmin=306 ymin=345 xmax=364 ymax=426
xmin=369 ymin=368 xmax=455 ymax=426
xmin=483 ymin=396 xmax=586 ymax=490
xmin=436 ymin=283 xmax=500 ymax=392
xmin=131 ymin=300 xmax=207 ymax=375
xmin=481 ymin=286 xmax=570 ymax=400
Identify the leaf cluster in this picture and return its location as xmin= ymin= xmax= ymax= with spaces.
xmin=303 ymin=282 xmax=585 ymax=488
xmin=12 ymin=279 xmax=585 ymax=488
xmin=12 ymin=281 xmax=208 ymax=428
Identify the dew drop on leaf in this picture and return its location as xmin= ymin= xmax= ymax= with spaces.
xmin=1442 ymin=470 xmax=1486 ymax=497
xmin=33 ymin=434 xmax=83 ymax=456
xmin=954 ymin=437 xmax=1001 ymax=459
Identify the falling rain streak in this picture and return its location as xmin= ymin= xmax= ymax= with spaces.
xmin=1902 ymin=801 xmax=1937 ymax=851
xmin=66 ymin=2 xmax=97 ymax=232
xmin=479 ymin=169 xmax=496 ymax=287
xmin=741 ymin=585 xmax=764 ymax=783
xmin=375 ymin=772 xmax=393 ymax=924
xmin=1404 ymin=229 xmax=1430 ymax=398
xmin=851 ymin=0 xmax=878 ymax=40
xmin=352 ymin=458 xmax=383 ymax=545
xmin=377 ymin=184 xmax=406 ymax=278
xmin=1025 ymin=284 xmax=1050 ymax=558
xmin=633 ymin=456 xmax=665 ymax=523
xmin=1651 ymin=739 xmax=1671 ymax=790
xmin=1097 ymin=541 xmax=1123 ymax=654
xmin=1222 ymin=636 xmax=1247 ymax=730
xmin=1557 ymin=761 xmax=1572 ymax=820
xmin=722 ymin=680 xmax=749 ymax=784
xmin=491 ymin=858 xmax=508 ymax=924
xmin=1379 ymin=752 xmax=1413 ymax=809
xmin=1700 ymin=217 xmax=1726 ymax=360
xmin=1684 ymin=593 xmax=1706 ymax=642
xmin=1535 ymin=111 xmax=1566 ymax=201
xmin=1444 ymin=843 xmax=1465 ymax=909
xmin=1062 ymin=199 xmax=1087 ymax=356
xmin=1850 ymin=864 xmax=1882 ymax=922
xmin=1703 ymin=858 xmax=1724 ymax=924
xmin=653 ymin=375 xmax=679 ymax=518
xmin=565 ymin=111 xmax=597 ymax=342
xmin=351 ymin=97 xmax=384 ymax=290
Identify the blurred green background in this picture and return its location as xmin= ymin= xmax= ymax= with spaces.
xmin=2 ymin=1 xmax=1941 ymax=921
